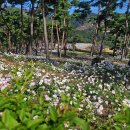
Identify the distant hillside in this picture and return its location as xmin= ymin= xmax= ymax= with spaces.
xmin=76 ymin=21 xmax=94 ymax=30
xmin=68 ymin=13 xmax=96 ymax=43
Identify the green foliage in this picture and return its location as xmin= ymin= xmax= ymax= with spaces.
xmin=0 ymin=64 xmax=90 ymax=130
xmin=114 ymin=106 xmax=130 ymax=130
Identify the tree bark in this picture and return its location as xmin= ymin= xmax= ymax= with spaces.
xmin=121 ymin=0 xmax=130 ymax=59
xmin=19 ymin=2 xmax=23 ymax=54
xmin=8 ymin=31 xmax=11 ymax=53
xmin=99 ymin=20 xmax=107 ymax=56
xmin=113 ymin=32 xmax=119 ymax=57
xmin=91 ymin=0 xmax=100 ymax=57
xmin=51 ymin=17 xmax=54 ymax=54
xmin=62 ymin=15 xmax=67 ymax=56
xmin=41 ymin=0 xmax=49 ymax=59
xmin=28 ymin=0 xmax=34 ymax=55
xmin=56 ymin=22 xmax=60 ymax=57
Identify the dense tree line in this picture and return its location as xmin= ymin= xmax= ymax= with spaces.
xmin=0 ymin=0 xmax=130 ymax=59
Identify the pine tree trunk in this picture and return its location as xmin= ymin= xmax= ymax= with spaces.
xmin=8 ymin=31 xmax=11 ymax=53
xmin=91 ymin=0 xmax=100 ymax=57
xmin=122 ymin=0 xmax=130 ymax=59
xmin=19 ymin=2 xmax=23 ymax=54
xmin=62 ymin=16 xmax=67 ymax=56
xmin=99 ymin=20 xmax=107 ymax=56
xmin=113 ymin=33 xmax=118 ymax=57
xmin=26 ymin=13 xmax=30 ymax=54
xmin=29 ymin=0 xmax=34 ymax=55
xmin=42 ymin=0 xmax=49 ymax=59
xmin=51 ymin=17 xmax=54 ymax=54
xmin=91 ymin=21 xmax=99 ymax=56
xmin=56 ymin=22 xmax=60 ymax=57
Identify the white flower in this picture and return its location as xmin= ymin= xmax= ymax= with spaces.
xmin=123 ymin=99 xmax=130 ymax=108
xmin=33 ymin=115 xmax=39 ymax=120
xmin=23 ymin=97 xmax=27 ymax=101
xmin=52 ymin=94 xmax=57 ymax=98
xmin=99 ymin=84 xmax=102 ymax=89
xmin=0 ymin=112 xmax=2 ymax=117
xmin=118 ymin=108 xmax=121 ymax=111
xmin=112 ymin=90 xmax=115 ymax=94
xmin=17 ymin=71 xmax=22 ymax=77
xmin=108 ymin=114 xmax=112 ymax=118
xmin=45 ymin=95 xmax=51 ymax=101
xmin=64 ymin=121 xmax=69 ymax=128
xmin=43 ymin=78 xmax=52 ymax=85
xmin=29 ymin=82 xmax=35 ymax=87
xmin=39 ymin=79 xmax=43 ymax=85
xmin=97 ymin=105 xmax=103 ymax=115
xmin=115 ymin=99 xmax=118 ymax=103
xmin=80 ymin=104 xmax=84 ymax=108
xmin=105 ymin=101 xmax=108 ymax=105
xmin=78 ymin=108 xmax=83 ymax=111
xmin=70 ymin=101 xmax=72 ymax=105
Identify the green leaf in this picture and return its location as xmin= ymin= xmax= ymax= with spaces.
xmin=0 ymin=122 xmax=5 ymax=129
xmin=126 ymin=125 xmax=130 ymax=130
xmin=39 ymin=96 xmax=43 ymax=105
xmin=126 ymin=108 xmax=130 ymax=124
xmin=114 ymin=125 xmax=122 ymax=130
xmin=63 ymin=112 xmax=76 ymax=121
xmin=114 ymin=113 xmax=124 ymax=122
xmin=50 ymin=106 xmax=58 ymax=122
xmin=53 ymin=124 xmax=64 ymax=130
xmin=38 ymin=124 xmax=49 ymax=130
xmin=2 ymin=109 xmax=19 ymax=129
xmin=27 ymin=118 xmax=43 ymax=128
xmin=19 ymin=109 xmax=27 ymax=123
xmin=0 ymin=98 xmax=9 ymax=108
xmin=72 ymin=117 xmax=90 ymax=130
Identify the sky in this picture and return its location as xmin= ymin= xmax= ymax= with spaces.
xmin=75 ymin=0 xmax=129 ymax=14
xmin=91 ymin=6 xmax=127 ymax=14
xmin=70 ymin=6 xmax=128 ymax=15
xmin=7 ymin=0 xmax=129 ymax=14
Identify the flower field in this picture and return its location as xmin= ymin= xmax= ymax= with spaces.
xmin=0 ymin=54 xmax=130 ymax=130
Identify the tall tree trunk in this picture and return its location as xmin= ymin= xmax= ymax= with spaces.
xmin=41 ymin=0 xmax=49 ymax=59
xmin=51 ymin=17 xmax=54 ymax=54
xmin=35 ymin=17 xmax=40 ymax=56
xmin=26 ymin=11 xmax=30 ymax=54
xmin=91 ymin=0 xmax=100 ymax=57
xmin=62 ymin=15 xmax=67 ymax=56
xmin=64 ymin=31 xmax=67 ymax=56
xmin=99 ymin=20 xmax=107 ymax=56
xmin=19 ymin=2 xmax=23 ymax=54
xmin=91 ymin=21 xmax=100 ymax=56
xmin=29 ymin=0 xmax=34 ymax=55
xmin=8 ymin=31 xmax=11 ymax=53
xmin=121 ymin=0 xmax=130 ymax=59
xmin=64 ymin=20 xmax=69 ymax=56
xmin=56 ymin=22 xmax=60 ymax=57
xmin=113 ymin=32 xmax=119 ymax=57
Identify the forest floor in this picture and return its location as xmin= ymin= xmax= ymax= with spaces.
xmin=1 ymin=50 xmax=129 ymax=66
